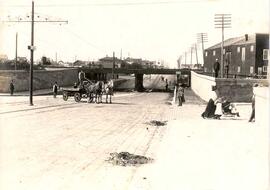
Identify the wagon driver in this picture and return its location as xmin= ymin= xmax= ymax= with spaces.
xmin=78 ymin=70 xmax=85 ymax=86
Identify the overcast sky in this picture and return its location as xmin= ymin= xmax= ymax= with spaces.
xmin=0 ymin=0 xmax=269 ymax=67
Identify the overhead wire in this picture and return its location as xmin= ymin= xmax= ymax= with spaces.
xmin=2 ymin=0 xmax=213 ymax=7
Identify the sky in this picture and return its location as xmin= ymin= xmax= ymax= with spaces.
xmin=0 ymin=0 xmax=269 ymax=68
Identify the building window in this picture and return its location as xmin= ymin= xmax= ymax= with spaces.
xmin=250 ymin=45 xmax=254 ymax=52
xmin=205 ymin=51 xmax=208 ymax=57
xmin=237 ymin=47 xmax=240 ymax=53
xmin=250 ymin=66 xmax=254 ymax=74
xmin=263 ymin=66 xmax=268 ymax=72
xmin=213 ymin=50 xmax=216 ymax=56
xmin=258 ymin=67 xmax=262 ymax=75
xmin=237 ymin=66 xmax=241 ymax=73
xmin=241 ymin=47 xmax=245 ymax=62
xmin=263 ymin=49 xmax=269 ymax=60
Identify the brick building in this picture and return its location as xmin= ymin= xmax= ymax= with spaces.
xmin=203 ymin=33 xmax=269 ymax=77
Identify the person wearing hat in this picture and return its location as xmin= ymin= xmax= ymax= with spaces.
xmin=213 ymin=58 xmax=220 ymax=78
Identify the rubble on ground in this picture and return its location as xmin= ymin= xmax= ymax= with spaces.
xmin=106 ymin=152 xmax=154 ymax=166
xmin=147 ymin=120 xmax=167 ymax=126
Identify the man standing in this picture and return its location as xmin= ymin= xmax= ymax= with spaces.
xmin=10 ymin=80 xmax=14 ymax=96
xmin=52 ymin=82 xmax=59 ymax=98
xmin=177 ymin=84 xmax=185 ymax=106
xmin=78 ymin=70 xmax=85 ymax=86
xmin=213 ymin=59 xmax=220 ymax=78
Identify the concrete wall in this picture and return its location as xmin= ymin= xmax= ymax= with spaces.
xmin=254 ymin=87 xmax=269 ymax=128
xmin=191 ymin=71 xmax=269 ymax=102
xmin=191 ymin=71 xmax=216 ymax=101
xmin=215 ymin=78 xmax=268 ymax=102
xmin=0 ymin=68 xmax=78 ymax=92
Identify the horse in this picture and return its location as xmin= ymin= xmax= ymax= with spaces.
xmin=85 ymin=81 xmax=103 ymax=103
xmin=104 ymin=80 xmax=114 ymax=103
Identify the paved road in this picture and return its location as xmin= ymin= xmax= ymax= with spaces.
xmin=0 ymin=86 xmax=205 ymax=190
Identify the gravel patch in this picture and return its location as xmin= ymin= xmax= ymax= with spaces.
xmin=106 ymin=152 xmax=154 ymax=166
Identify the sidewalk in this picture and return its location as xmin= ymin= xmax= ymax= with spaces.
xmin=0 ymin=88 xmax=58 ymax=96
xmin=130 ymin=102 xmax=268 ymax=190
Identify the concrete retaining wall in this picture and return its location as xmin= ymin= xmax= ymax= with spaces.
xmin=191 ymin=71 xmax=268 ymax=102
xmin=254 ymin=87 xmax=269 ymax=128
xmin=191 ymin=71 xmax=216 ymax=101
xmin=0 ymin=68 xmax=78 ymax=92
xmin=215 ymin=78 xmax=269 ymax=102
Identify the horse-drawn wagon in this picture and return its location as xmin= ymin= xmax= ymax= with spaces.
xmin=62 ymin=80 xmax=113 ymax=103
xmin=62 ymin=86 xmax=89 ymax=102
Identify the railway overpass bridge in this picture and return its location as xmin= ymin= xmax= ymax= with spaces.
xmin=81 ymin=67 xmax=192 ymax=91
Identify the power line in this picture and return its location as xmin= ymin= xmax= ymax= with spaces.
xmin=2 ymin=0 xmax=213 ymax=7
xmin=62 ymin=26 xmax=107 ymax=54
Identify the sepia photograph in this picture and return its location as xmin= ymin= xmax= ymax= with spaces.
xmin=0 ymin=0 xmax=269 ymax=189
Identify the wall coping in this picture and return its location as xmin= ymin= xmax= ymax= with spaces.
xmin=215 ymin=78 xmax=269 ymax=86
xmin=191 ymin=71 xmax=215 ymax=82
xmin=0 ymin=68 xmax=78 ymax=73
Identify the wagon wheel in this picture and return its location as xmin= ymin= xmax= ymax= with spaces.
xmin=74 ymin=92 xmax=81 ymax=102
xmin=63 ymin=92 xmax=68 ymax=101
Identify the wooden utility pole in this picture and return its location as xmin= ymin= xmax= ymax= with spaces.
xmin=3 ymin=1 xmax=68 ymax=106
xmin=197 ymin=33 xmax=208 ymax=66
xmin=190 ymin=46 xmax=193 ymax=68
xmin=112 ymin=52 xmax=115 ymax=79
xmin=195 ymin=44 xmax=198 ymax=65
xmin=215 ymin=14 xmax=231 ymax=78
xmin=15 ymin=32 xmax=18 ymax=70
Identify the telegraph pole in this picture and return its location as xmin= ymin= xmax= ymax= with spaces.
xmin=29 ymin=1 xmax=34 ymax=105
xmin=112 ymin=52 xmax=115 ymax=79
xmin=215 ymin=14 xmax=231 ymax=78
xmin=190 ymin=46 xmax=193 ymax=68
xmin=2 ymin=1 xmax=68 ymax=105
xmin=15 ymin=32 xmax=18 ymax=70
xmin=194 ymin=44 xmax=198 ymax=65
xmin=197 ymin=33 xmax=208 ymax=65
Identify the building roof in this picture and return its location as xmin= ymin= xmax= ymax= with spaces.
xmin=207 ymin=34 xmax=256 ymax=50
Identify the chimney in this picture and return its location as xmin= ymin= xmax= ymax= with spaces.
xmin=245 ymin=34 xmax=248 ymax=41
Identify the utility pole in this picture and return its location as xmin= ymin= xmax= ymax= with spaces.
xmin=55 ymin=52 xmax=58 ymax=64
xmin=197 ymin=33 xmax=208 ymax=65
xmin=194 ymin=44 xmax=198 ymax=65
xmin=190 ymin=46 xmax=193 ymax=68
xmin=215 ymin=14 xmax=231 ymax=78
xmin=15 ymin=32 xmax=18 ymax=70
xmin=3 ymin=1 xmax=68 ymax=106
xmin=185 ymin=51 xmax=187 ymax=66
xmin=112 ymin=52 xmax=115 ymax=79
xmin=120 ymin=48 xmax=122 ymax=60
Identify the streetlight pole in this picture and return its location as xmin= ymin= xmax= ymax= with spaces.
xmin=215 ymin=14 xmax=231 ymax=78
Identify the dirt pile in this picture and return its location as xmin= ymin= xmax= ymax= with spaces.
xmin=106 ymin=152 xmax=154 ymax=166
xmin=147 ymin=120 xmax=167 ymax=126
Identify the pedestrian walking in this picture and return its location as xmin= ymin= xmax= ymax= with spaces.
xmin=213 ymin=59 xmax=220 ymax=78
xmin=10 ymin=80 xmax=14 ymax=96
xmin=165 ymin=79 xmax=168 ymax=91
xmin=177 ymin=84 xmax=185 ymax=106
xmin=52 ymin=82 xmax=59 ymax=98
